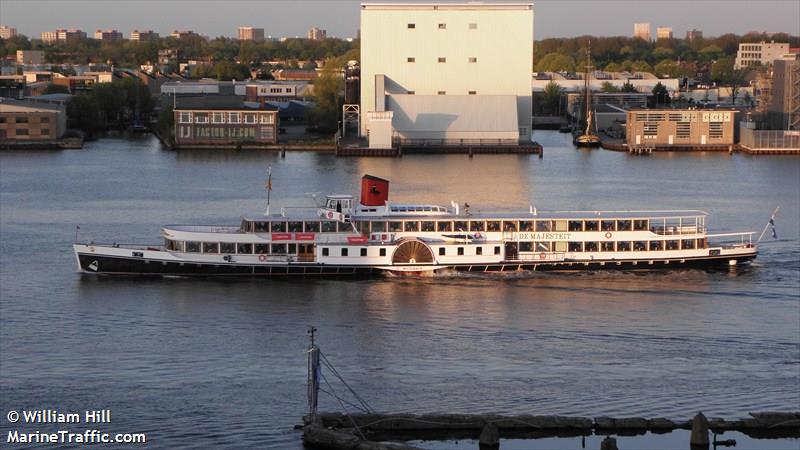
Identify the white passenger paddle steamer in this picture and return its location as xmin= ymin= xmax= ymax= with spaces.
xmin=74 ymin=175 xmax=757 ymax=276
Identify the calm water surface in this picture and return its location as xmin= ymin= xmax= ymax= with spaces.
xmin=1 ymin=132 xmax=799 ymax=449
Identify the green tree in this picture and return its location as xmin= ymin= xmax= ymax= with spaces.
xmin=711 ymin=57 xmax=748 ymax=104
xmin=600 ymin=81 xmax=620 ymax=93
xmin=541 ymin=81 xmax=562 ymax=114
xmin=652 ymin=82 xmax=670 ymax=106
xmin=307 ymin=58 xmax=344 ymax=132
xmin=631 ymin=60 xmax=653 ymax=73
xmin=535 ymin=52 xmax=575 ymax=72
xmin=620 ymin=82 xmax=638 ymax=93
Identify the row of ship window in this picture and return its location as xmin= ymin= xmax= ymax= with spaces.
xmin=242 ymin=218 xmax=701 ymax=233
xmin=166 ymin=239 xmax=707 ymax=255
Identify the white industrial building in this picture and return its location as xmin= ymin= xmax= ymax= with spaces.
xmin=359 ymin=2 xmax=533 ymax=148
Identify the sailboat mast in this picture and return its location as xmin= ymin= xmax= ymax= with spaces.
xmin=585 ymin=43 xmax=593 ymax=135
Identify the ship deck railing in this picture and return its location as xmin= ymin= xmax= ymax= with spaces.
xmin=707 ymin=231 xmax=756 ymax=248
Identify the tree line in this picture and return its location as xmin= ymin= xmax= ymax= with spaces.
xmin=1 ymin=34 xmax=359 ymax=69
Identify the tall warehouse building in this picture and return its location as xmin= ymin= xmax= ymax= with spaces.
xmin=359 ymin=2 xmax=533 ymax=148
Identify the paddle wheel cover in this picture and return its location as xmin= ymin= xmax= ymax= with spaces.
xmin=392 ymin=239 xmax=434 ymax=264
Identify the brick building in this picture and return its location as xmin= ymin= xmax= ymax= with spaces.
xmin=0 ymin=98 xmax=67 ymax=141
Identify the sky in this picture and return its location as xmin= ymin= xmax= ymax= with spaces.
xmin=1 ymin=0 xmax=798 ymax=40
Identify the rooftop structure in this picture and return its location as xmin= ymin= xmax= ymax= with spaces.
xmin=238 ymin=27 xmax=265 ymax=42
xmin=360 ymin=2 xmax=533 ymax=148
xmin=633 ymin=23 xmax=651 ymax=41
xmin=532 ymin=71 xmax=679 ymax=93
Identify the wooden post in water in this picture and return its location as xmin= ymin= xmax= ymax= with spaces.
xmin=307 ymin=326 xmax=320 ymax=422
xmin=690 ymin=412 xmax=710 ymax=449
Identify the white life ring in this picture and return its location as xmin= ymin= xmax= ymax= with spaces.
xmin=326 ymin=211 xmax=334 ymax=219
xmin=539 ymin=252 xmax=547 ymax=260
xmin=605 ymin=232 xmax=612 ymax=239
xmin=258 ymin=254 xmax=267 ymax=262
xmin=473 ymin=232 xmax=482 ymax=239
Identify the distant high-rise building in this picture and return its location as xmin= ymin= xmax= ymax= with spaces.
xmin=0 ymin=26 xmax=17 ymax=39
xmin=55 ymin=29 xmax=87 ymax=42
xmin=94 ymin=29 xmax=124 ymax=41
xmin=171 ymin=30 xmax=198 ymax=39
xmin=41 ymin=31 xmax=58 ymax=43
xmin=16 ymin=50 xmax=44 ymax=65
xmin=131 ymin=29 xmax=159 ymax=41
xmin=735 ymin=41 xmax=792 ymax=69
xmin=238 ymin=27 xmax=265 ymax=42
xmin=656 ymin=27 xmax=673 ymax=40
xmin=308 ymin=27 xmax=327 ymax=41
xmin=685 ymin=29 xmax=703 ymax=41
xmin=633 ymin=23 xmax=651 ymax=41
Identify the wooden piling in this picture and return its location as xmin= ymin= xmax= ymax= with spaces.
xmin=690 ymin=412 xmax=710 ymax=449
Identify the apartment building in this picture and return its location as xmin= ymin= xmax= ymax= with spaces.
xmin=656 ymin=27 xmax=673 ymax=40
xmin=308 ymin=27 xmax=327 ymax=40
xmin=238 ymin=27 xmax=265 ymax=42
xmin=131 ymin=29 xmax=159 ymax=41
xmin=0 ymin=26 xmax=17 ymax=39
xmin=735 ymin=41 xmax=792 ymax=69
xmin=633 ymin=23 xmax=651 ymax=41
xmin=94 ymin=29 xmax=124 ymax=41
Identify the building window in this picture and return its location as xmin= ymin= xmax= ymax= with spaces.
xmin=379 ymin=248 xmax=386 ymax=257
xmin=709 ymin=122 xmax=724 ymax=139
xmin=438 ymin=57 xmax=446 ymax=63
xmin=407 ymin=91 xmax=415 ymax=95
xmin=469 ymin=23 xmax=478 ymax=30
xmin=15 ymin=116 xmax=28 ymax=123
xmin=407 ymin=57 xmax=415 ymax=63
xmin=439 ymin=247 xmax=446 ymax=256
xmin=457 ymin=247 xmax=464 ymax=255
xmin=468 ymin=57 xmax=477 ymax=63
xmin=179 ymin=112 xmax=192 ymax=123
xmin=360 ymin=248 xmax=367 ymax=257
xmin=438 ymin=23 xmax=446 ymax=30
xmin=322 ymin=248 xmax=329 ymax=256
xmin=228 ymin=112 xmax=240 ymax=123
xmin=40 ymin=117 xmax=49 ymax=123
xmin=341 ymin=248 xmax=348 ymax=257
xmin=212 ymin=112 xmax=225 ymax=123
xmin=15 ymin=129 xmax=28 ymax=136
xmin=476 ymin=246 xmax=482 ymax=255
xmin=244 ymin=113 xmax=257 ymax=124
xmin=468 ymin=91 xmax=476 ymax=95
xmin=259 ymin=114 xmax=274 ymax=124
xmin=676 ymin=122 xmax=691 ymax=138
xmin=407 ymin=23 xmax=415 ymax=29
xmin=195 ymin=113 xmax=208 ymax=123
xmin=437 ymin=91 xmax=446 ymax=95
xmin=494 ymin=246 xmax=500 ymax=255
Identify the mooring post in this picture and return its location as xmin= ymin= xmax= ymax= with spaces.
xmin=307 ymin=326 xmax=320 ymax=422
xmin=478 ymin=422 xmax=499 ymax=450
xmin=690 ymin=412 xmax=710 ymax=449
xmin=600 ymin=436 xmax=618 ymax=450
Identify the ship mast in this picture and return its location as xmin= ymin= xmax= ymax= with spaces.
xmin=584 ymin=43 xmax=593 ymax=135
